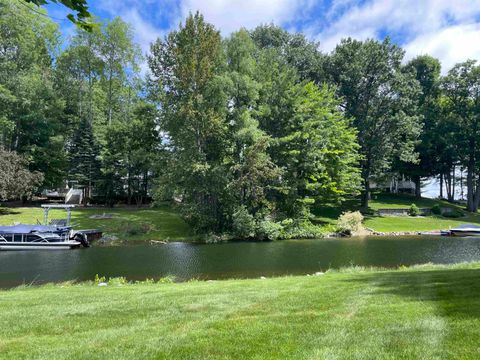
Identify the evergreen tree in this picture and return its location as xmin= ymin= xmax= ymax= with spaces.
xmin=68 ymin=118 xmax=100 ymax=200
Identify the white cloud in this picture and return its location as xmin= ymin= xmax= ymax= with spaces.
xmin=305 ymin=0 xmax=480 ymax=72
xmin=404 ymin=24 xmax=480 ymax=73
xmin=64 ymin=0 xmax=480 ymax=75
xmin=179 ymin=0 xmax=314 ymax=34
xmin=122 ymin=9 xmax=164 ymax=55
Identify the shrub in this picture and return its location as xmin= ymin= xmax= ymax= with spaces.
xmin=283 ymin=221 xmax=326 ymax=239
xmin=431 ymin=204 xmax=442 ymax=215
xmin=158 ymin=276 xmax=175 ymax=284
xmin=232 ymin=206 xmax=256 ymax=239
xmin=256 ymin=220 xmax=284 ymax=241
xmin=443 ymin=209 xmax=464 ymax=218
xmin=108 ymin=277 xmax=128 ymax=286
xmin=408 ymin=204 xmax=420 ymax=217
xmin=121 ymin=222 xmax=152 ymax=236
xmin=336 ymin=211 xmax=364 ymax=235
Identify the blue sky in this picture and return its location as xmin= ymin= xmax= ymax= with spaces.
xmin=45 ymin=0 xmax=480 ymax=74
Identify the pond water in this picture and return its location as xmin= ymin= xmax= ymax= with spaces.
xmin=1 ymin=236 xmax=480 ymax=288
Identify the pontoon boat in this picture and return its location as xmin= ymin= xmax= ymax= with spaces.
xmin=0 ymin=224 xmax=89 ymax=250
xmin=449 ymin=224 xmax=480 ymax=237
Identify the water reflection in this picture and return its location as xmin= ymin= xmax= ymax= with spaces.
xmin=1 ymin=236 xmax=480 ymax=287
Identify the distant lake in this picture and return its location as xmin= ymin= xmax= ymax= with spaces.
xmin=1 ymin=236 xmax=480 ymax=288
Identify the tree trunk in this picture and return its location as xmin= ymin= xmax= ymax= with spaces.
xmin=127 ymin=171 xmax=132 ymax=205
xmin=439 ymin=173 xmax=443 ymax=199
xmin=446 ymin=171 xmax=453 ymax=202
xmin=414 ymin=175 xmax=421 ymax=199
xmin=451 ymin=165 xmax=456 ymax=203
xmin=107 ymin=65 xmax=113 ymax=126
xmin=467 ymin=148 xmax=475 ymax=211
xmin=474 ymin=176 xmax=480 ymax=212
xmin=361 ymin=179 xmax=370 ymax=208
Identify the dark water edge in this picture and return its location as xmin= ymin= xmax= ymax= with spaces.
xmin=1 ymin=236 xmax=480 ymax=288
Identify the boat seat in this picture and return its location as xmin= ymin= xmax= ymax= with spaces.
xmin=50 ymin=219 xmax=67 ymax=226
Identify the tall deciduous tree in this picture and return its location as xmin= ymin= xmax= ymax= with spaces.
xmin=327 ymin=38 xmax=422 ymax=207
xmin=284 ymin=82 xmax=360 ymax=216
xmin=441 ymin=60 xmax=480 ymax=212
xmin=399 ymin=55 xmax=442 ymax=199
xmin=250 ymin=24 xmax=325 ymax=83
xmin=98 ymin=17 xmax=141 ymax=127
xmin=224 ymin=29 xmax=280 ymax=218
xmin=0 ymin=0 xmax=66 ymax=187
xmin=149 ymin=12 xmax=229 ymax=232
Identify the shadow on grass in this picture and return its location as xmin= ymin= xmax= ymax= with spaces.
xmin=0 ymin=208 xmax=21 ymax=216
xmin=343 ymin=267 xmax=480 ymax=319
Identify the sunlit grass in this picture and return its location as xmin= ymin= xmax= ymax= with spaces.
xmin=314 ymin=193 xmax=480 ymax=232
xmin=0 ymin=206 xmax=194 ymax=242
xmin=1 ymin=263 xmax=479 ymax=359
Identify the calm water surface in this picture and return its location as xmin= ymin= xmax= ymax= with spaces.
xmin=1 ymin=236 xmax=480 ymax=288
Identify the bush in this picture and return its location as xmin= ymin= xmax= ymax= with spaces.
xmin=108 ymin=277 xmax=128 ymax=286
xmin=408 ymin=204 xmax=420 ymax=216
xmin=232 ymin=206 xmax=256 ymax=239
xmin=121 ymin=222 xmax=152 ymax=236
xmin=443 ymin=209 xmax=464 ymax=218
xmin=256 ymin=220 xmax=284 ymax=241
xmin=283 ymin=221 xmax=326 ymax=239
xmin=431 ymin=204 xmax=442 ymax=215
xmin=336 ymin=211 xmax=364 ymax=235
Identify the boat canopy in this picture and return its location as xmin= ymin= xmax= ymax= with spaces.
xmin=452 ymin=224 xmax=480 ymax=230
xmin=0 ymin=224 xmax=71 ymax=234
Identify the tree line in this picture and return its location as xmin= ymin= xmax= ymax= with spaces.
xmin=2 ymin=1 xmax=480 ymax=238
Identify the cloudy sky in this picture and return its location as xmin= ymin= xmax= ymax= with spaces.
xmin=45 ymin=0 xmax=480 ymax=73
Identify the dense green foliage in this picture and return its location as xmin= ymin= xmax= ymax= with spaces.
xmin=2 ymin=263 xmax=480 ymax=359
xmin=0 ymin=149 xmax=43 ymax=201
xmin=441 ymin=61 xmax=480 ymax=212
xmin=327 ymin=38 xmax=422 ymax=207
xmin=2 ymin=2 xmax=480 ymax=238
xmin=149 ymin=15 xmax=361 ymax=237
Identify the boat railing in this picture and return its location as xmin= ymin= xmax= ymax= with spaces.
xmin=0 ymin=232 xmax=68 ymax=243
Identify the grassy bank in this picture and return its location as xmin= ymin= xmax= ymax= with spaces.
xmin=1 ymin=193 xmax=480 ymax=241
xmin=0 ymin=205 xmax=194 ymax=242
xmin=315 ymin=193 xmax=480 ymax=232
xmin=1 ymin=263 xmax=480 ymax=359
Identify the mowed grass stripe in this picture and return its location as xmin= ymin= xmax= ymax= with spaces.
xmin=1 ymin=264 xmax=480 ymax=359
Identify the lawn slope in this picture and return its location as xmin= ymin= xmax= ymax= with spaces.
xmin=1 ymin=263 xmax=480 ymax=359
xmin=0 ymin=205 xmax=194 ymax=242
xmin=315 ymin=193 xmax=480 ymax=232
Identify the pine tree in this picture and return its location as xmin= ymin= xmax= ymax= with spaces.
xmin=68 ymin=118 xmax=100 ymax=199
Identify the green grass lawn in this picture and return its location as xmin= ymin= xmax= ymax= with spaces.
xmin=1 ymin=263 xmax=480 ymax=359
xmin=0 ymin=206 xmax=194 ymax=242
xmin=314 ymin=193 xmax=480 ymax=232
xmin=2 ymin=192 xmax=480 ymax=240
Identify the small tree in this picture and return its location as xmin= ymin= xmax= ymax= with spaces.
xmin=0 ymin=148 xmax=43 ymax=201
